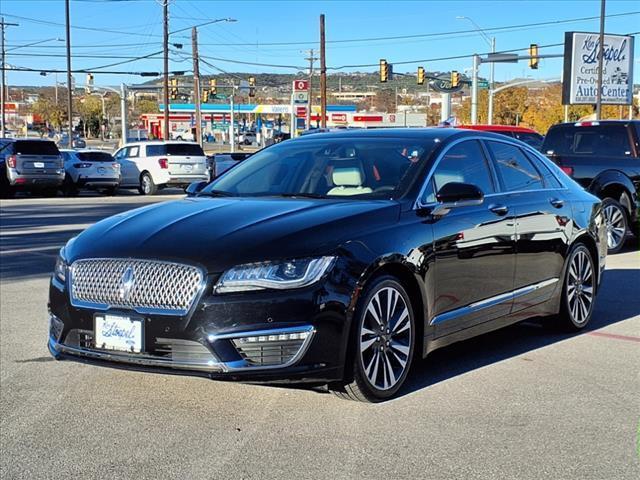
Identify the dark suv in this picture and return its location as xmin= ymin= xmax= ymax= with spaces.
xmin=541 ymin=120 xmax=640 ymax=253
xmin=0 ymin=138 xmax=65 ymax=198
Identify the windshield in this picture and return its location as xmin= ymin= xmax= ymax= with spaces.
xmin=543 ymin=125 xmax=631 ymax=156
xmin=14 ymin=140 xmax=60 ymax=155
xmin=77 ymin=152 xmax=114 ymax=162
xmin=203 ymin=137 xmax=437 ymax=199
xmin=512 ymin=132 xmax=544 ymax=150
xmin=146 ymin=144 xmax=205 ymax=156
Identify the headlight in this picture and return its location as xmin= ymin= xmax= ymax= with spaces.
xmin=54 ymin=247 xmax=68 ymax=283
xmin=214 ymin=256 xmax=336 ymax=294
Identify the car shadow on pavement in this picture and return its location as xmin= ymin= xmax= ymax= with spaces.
xmin=396 ymin=267 xmax=640 ymax=400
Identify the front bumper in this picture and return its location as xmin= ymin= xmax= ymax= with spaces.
xmin=48 ymin=273 xmax=352 ymax=384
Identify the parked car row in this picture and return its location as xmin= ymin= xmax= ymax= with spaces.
xmin=1 ymin=139 xmax=210 ymax=198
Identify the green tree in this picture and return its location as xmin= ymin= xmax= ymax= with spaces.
xmin=77 ymin=95 xmax=103 ymax=138
xmin=30 ymin=98 xmax=66 ymax=131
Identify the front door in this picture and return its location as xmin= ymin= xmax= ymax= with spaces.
xmin=423 ymin=139 xmax=517 ymax=336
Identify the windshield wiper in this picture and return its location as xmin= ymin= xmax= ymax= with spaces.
xmin=197 ymin=189 xmax=234 ymax=197
xmin=276 ymin=193 xmax=327 ymax=199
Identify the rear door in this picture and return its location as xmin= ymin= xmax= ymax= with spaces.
xmin=163 ymin=143 xmax=207 ymax=176
xmin=13 ymin=140 xmax=62 ymax=175
xmin=485 ymin=140 xmax=572 ymax=312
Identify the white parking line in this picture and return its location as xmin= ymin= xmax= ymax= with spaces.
xmin=0 ymin=224 xmax=93 ymax=236
xmin=0 ymin=245 xmax=63 ymax=256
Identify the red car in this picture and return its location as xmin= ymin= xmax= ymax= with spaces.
xmin=457 ymin=124 xmax=544 ymax=150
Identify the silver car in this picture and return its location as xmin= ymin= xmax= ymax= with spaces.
xmin=0 ymin=138 xmax=64 ymax=198
xmin=60 ymin=149 xmax=121 ymax=196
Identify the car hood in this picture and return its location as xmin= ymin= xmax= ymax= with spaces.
xmin=66 ymin=197 xmax=401 ymax=272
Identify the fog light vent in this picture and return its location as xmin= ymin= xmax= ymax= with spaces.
xmin=230 ymin=329 xmax=312 ymax=367
xmin=49 ymin=314 xmax=64 ymax=341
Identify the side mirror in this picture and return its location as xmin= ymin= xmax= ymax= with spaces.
xmin=185 ymin=181 xmax=208 ymax=197
xmin=431 ymin=182 xmax=484 ymax=216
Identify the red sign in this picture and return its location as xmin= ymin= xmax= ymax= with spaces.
xmin=296 ymin=106 xmax=307 ymax=117
xmin=332 ymin=113 xmax=347 ymax=122
xmin=293 ymin=79 xmax=309 ymax=91
xmin=353 ymin=115 xmax=383 ymax=122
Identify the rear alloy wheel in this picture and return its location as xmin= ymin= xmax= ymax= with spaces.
xmin=333 ymin=277 xmax=415 ymax=402
xmin=602 ymin=198 xmax=628 ymax=254
xmin=139 ymin=173 xmax=157 ymax=195
xmin=559 ymin=244 xmax=596 ymax=331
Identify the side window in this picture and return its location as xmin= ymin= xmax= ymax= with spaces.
xmin=424 ymin=140 xmax=495 ymax=203
xmin=128 ymin=146 xmax=140 ymax=158
xmin=146 ymin=145 xmax=163 ymax=156
xmin=113 ymin=149 xmax=124 ymax=160
xmin=487 ymin=141 xmax=544 ymax=192
xmin=523 ymin=150 xmax=563 ymax=188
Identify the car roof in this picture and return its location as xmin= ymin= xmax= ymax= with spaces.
xmin=124 ymin=140 xmax=200 ymax=146
xmin=293 ymin=127 xmax=463 ymax=141
xmin=548 ymin=120 xmax=639 ymax=129
xmin=457 ymin=124 xmax=540 ymax=134
xmin=0 ymin=138 xmax=56 ymax=143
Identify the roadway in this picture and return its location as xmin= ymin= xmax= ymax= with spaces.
xmin=1 ymin=194 xmax=639 ymax=479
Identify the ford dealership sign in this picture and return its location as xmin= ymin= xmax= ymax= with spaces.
xmin=562 ymin=32 xmax=634 ymax=105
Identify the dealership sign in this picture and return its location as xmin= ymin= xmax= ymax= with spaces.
xmin=562 ymin=32 xmax=634 ymax=105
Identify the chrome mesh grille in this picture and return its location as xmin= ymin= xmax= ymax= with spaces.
xmin=70 ymin=258 xmax=204 ymax=315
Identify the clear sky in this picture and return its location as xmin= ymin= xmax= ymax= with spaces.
xmin=2 ymin=0 xmax=639 ymax=88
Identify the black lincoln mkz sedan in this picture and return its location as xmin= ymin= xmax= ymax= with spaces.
xmin=49 ymin=129 xmax=607 ymax=402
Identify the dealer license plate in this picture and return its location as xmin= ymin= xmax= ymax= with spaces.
xmin=33 ymin=162 xmax=45 ymax=168
xmin=94 ymin=314 xmax=143 ymax=353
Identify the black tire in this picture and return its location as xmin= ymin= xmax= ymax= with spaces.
xmin=103 ymin=186 xmax=118 ymax=196
xmin=0 ymin=169 xmax=15 ymax=199
xmin=602 ymin=197 xmax=628 ymax=254
xmin=138 ymin=172 xmax=157 ymax=195
xmin=62 ymin=175 xmax=79 ymax=197
xmin=42 ymin=187 xmax=59 ymax=198
xmin=331 ymin=275 xmax=415 ymax=402
xmin=555 ymin=243 xmax=597 ymax=331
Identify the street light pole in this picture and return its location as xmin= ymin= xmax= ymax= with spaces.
xmin=471 ymin=55 xmax=480 ymax=125
xmin=488 ymin=37 xmax=496 ymax=125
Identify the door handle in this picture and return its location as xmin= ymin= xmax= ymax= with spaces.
xmin=489 ymin=204 xmax=509 ymax=216
xmin=550 ymin=198 xmax=564 ymax=209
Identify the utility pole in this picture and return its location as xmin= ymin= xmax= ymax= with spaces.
xmin=303 ymin=49 xmax=317 ymax=130
xmin=64 ymin=0 xmax=73 ymax=143
xmin=192 ymin=26 xmax=202 ymax=147
xmin=319 ymin=14 xmax=327 ymax=129
xmin=229 ymin=86 xmax=235 ymax=153
xmin=595 ymin=0 xmax=606 ymax=119
xmin=1 ymin=17 xmax=18 ymax=138
xmin=162 ymin=0 xmax=170 ymax=140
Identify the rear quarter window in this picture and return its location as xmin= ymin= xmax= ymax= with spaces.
xmin=14 ymin=141 xmax=60 ymax=155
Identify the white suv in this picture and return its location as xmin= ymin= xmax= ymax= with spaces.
xmin=113 ymin=141 xmax=209 ymax=195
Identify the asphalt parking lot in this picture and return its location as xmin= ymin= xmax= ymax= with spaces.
xmin=1 ymin=194 xmax=639 ymax=480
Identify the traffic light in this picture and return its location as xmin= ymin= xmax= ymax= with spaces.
xmin=170 ymin=78 xmax=179 ymax=100
xmin=202 ymin=89 xmax=209 ymax=103
xmin=529 ymin=44 xmax=539 ymax=70
xmin=380 ymin=59 xmax=389 ymax=83
xmin=451 ymin=71 xmax=460 ymax=88
xmin=210 ymin=78 xmax=217 ymax=95
xmin=248 ymin=76 xmax=256 ymax=97
xmin=417 ymin=66 xmax=425 ymax=85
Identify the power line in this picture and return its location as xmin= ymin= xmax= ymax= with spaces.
xmin=162 ymin=11 xmax=640 ymax=46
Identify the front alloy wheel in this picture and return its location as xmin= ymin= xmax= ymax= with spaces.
xmin=334 ymin=277 xmax=415 ymax=402
xmin=139 ymin=173 xmax=157 ymax=195
xmin=602 ymin=198 xmax=627 ymax=253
